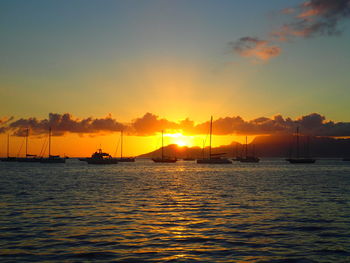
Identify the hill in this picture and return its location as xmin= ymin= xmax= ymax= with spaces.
xmin=138 ymin=135 xmax=350 ymax=158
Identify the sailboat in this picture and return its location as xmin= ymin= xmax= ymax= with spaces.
xmin=232 ymin=142 xmax=242 ymax=161
xmin=40 ymin=127 xmax=66 ymax=163
xmin=152 ymin=130 xmax=177 ymax=163
xmin=286 ymin=127 xmax=316 ymax=164
xmin=17 ymin=128 xmax=40 ymax=162
xmin=240 ymin=136 xmax=260 ymax=163
xmin=1 ymin=134 xmax=17 ymax=162
xmin=197 ymin=116 xmax=232 ymax=164
xmin=116 ymin=130 xmax=135 ymax=162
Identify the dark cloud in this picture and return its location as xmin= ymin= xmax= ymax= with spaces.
xmin=2 ymin=112 xmax=350 ymax=137
xmin=206 ymin=113 xmax=350 ymax=136
xmin=229 ymin=37 xmax=281 ymax=61
xmin=232 ymin=0 xmax=350 ymax=61
xmin=0 ymin=116 xmax=13 ymax=134
xmin=274 ymin=0 xmax=350 ymax=41
xmin=130 ymin=113 xmax=180 ymax=136
xmin=9 ymin=113 xmax=125 ymax=136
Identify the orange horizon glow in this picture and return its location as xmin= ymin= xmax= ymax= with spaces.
xmin=0 ymin=132 xmax=256 ymax=158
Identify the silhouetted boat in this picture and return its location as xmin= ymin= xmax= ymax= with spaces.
xmin=86 ymin=149 xmax=118 ymax=164
xmin=17 ymin=154 xmax=41 ymax=162
xmin=116 ymin=130 xmax=135 ymax=162
xmin=17 ymin=129 xmax=41 ymax=162
xmin=197 ymin=117 xmax=232 ymax=164
xmin=240 ymin=136 xmax=260 ymax=163
xmin=152 ymin=130 xmax=177 ymax=163
xmin=1 ymin=134 xmax=17 ymax=162
xmin=183 ymin=158 xmax=196 ymax=161
xmin=286 ymin=158 xmax=316 ymax=164
xmin=40 ymin=128 xmax=66 ymax=163
xmin=287 ymin=127 xmax=316 ymax=164
xmin=40 ymin=155 xmax=65 ymax=163
xmin=197 ymin=155 xmax=232 ymax=164
xmin=240 ymin=156 xmax=260 ymax=163
xmin=231 ymin=142 xmax=241 ymax=161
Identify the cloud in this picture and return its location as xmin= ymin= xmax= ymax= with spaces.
xmin=0 ymin=116 xmax=13 ymax=134
xmin=232 ymin=0 xmax=350 ymax=61
xmin=273 ymin=0 xmax=350 ymax=40
xmin=8 ymin=113 xmax=125 ymax=137
xmin=2 ymin=112 xmax=350 ymax=137
xmin=229 ymin=37 xmax=281 ymax=61
xmin=130 ymin=112 xmax=180 ymax=136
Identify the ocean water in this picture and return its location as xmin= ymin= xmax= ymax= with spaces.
xmin=1 ymin=159 xmax=350 ymax=263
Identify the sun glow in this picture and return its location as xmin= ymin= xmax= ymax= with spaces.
xmin=164 ymin=133 xmax=195 ymax=147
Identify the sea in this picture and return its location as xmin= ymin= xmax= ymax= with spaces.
xmin=1 ymin=159 xmax=350 ymax=263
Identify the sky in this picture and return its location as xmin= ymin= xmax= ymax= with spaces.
xmin=1 ymin=0 xmax=350 ymax=156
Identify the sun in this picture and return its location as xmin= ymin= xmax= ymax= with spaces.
xmin=175 ymin=139 xmax=187 ymax=147
xmin=164 ymin=133 xmax=194 ymax=147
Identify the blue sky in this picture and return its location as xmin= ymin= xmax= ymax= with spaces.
xmin=1 ymin=0 xmax=349 ymax=122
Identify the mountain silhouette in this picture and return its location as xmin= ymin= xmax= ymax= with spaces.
xmin=138 ymin=135 xmax=350 ymax=158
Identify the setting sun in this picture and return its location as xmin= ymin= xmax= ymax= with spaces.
xmin=164 ymin=133 xmax=195 ymax=147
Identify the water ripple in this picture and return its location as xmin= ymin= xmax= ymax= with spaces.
xmin=1 ymin=159 xmax=350 ymax=262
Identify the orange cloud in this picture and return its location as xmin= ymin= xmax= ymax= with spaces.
xmin=275 ymin=0 xmax=350 ymax=40
xmin=232 ymin=0 xmax=350 ymax=61
xmin=2 ymin=112 xmax=350 ymax=137
xmin=230 ymin=37 xmax=281 ymax=61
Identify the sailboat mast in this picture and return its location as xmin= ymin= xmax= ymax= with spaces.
xmin=202 ymin=139 xmax=205 ymax=159
xmin=48 ymin=127 xmax=51 ymax=157
xmin=296 ymin=127 xmax=299 ymax=159
xmin=25 ymin=128 xmax=29 ymax=157
xmin=209 ymin=116 xmax=212 ymax=159
xmin=245 ymin=136 xmax=248 ymax=158
xmin=161 ymin=130 xmax=164 ymax=160
xmin=7 ymin=134 xmax=10 ymax=158
xmin=121 ymin=130 xmax=123 ymax=159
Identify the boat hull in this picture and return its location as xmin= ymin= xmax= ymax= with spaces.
xmin=116 ymin=158 xmax=135 ymax=162
xmin=152 ymin=158 xmax=177 ymax=163
xmin=40 ymin=158 xmax=66 ymax=163
xmin=240 ymin=157 xmax=260 ymax=163
xmin=17 ymin=158 xmax=41 ymax=163
xmin=197 ymin=158 xmax=232 ymax=164
xmin=86 ymin=158 xmax=118 ymax=164
xmin=0 ymin=157 xmax=17 ymax=162
xmin=286 ymin=158 xmax=316 ymax=164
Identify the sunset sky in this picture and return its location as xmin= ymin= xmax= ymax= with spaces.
xmin=1 ymin=0 xmax=350 ymax=157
